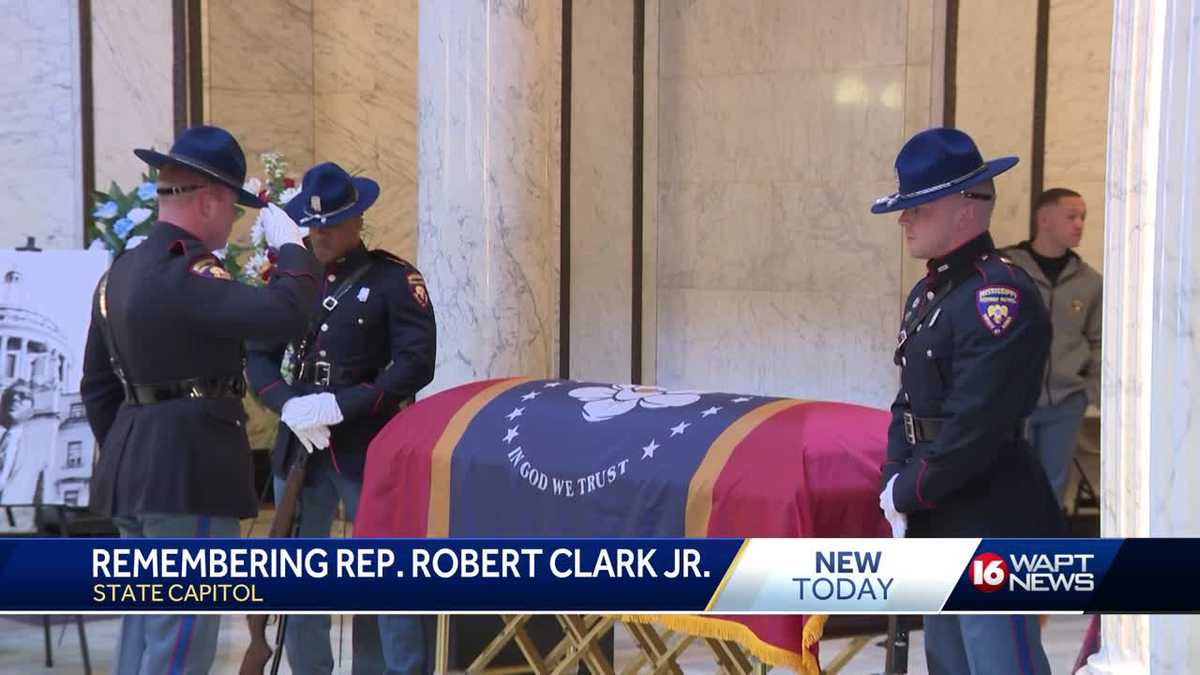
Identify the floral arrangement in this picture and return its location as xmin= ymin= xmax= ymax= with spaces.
xmin=87 ymin=168 xmax=160 ymax=256
xmin=225 ymin=152 xmax=302 ymax=286
xmin=85 ymin=152 xmax=302 ymax=286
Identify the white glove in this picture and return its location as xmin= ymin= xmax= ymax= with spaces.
xmin=260 ymin=203 xmax=304 ymax=249
xmin=880 ymin=475 xmax=907 ymax=538
xmin=292 ymin=425 xmax=331 ymax=454
xmin=281 ymin=393 xmax=344 ymax=430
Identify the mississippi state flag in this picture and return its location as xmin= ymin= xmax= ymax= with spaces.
xmin=356 ymin=378 xmax=889 ymax=673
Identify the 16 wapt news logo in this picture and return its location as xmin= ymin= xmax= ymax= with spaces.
xmin=970 ymin=552 xmax=1095 ymax=593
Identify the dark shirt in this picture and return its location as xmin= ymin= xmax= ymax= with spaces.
xmin=1017 ymin=240 xmax=1071 ymax=286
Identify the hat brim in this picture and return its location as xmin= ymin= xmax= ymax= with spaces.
xmin=284 ymin=176 xmax=380 ymax=228
xmin=134 ymin=148 xmax=267 ymax=208
xmin=870 ymin=156 xmax=1019 ymax=214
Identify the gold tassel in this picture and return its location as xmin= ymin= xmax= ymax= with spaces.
xmin=620 ymin=614 xmax=822 ymax=675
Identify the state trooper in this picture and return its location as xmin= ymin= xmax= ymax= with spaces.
xmin=872 ymin=128 xmax=1064 ymax=675
xmin=81 ymin=125 xmax=320 ymax=674
xmin=247 ymin=161 xmax=437 ymax=674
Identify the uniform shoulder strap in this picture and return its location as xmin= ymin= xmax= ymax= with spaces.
xmin=96 ymin=271 xmax=131 ymax=390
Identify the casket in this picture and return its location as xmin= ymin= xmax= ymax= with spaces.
xmin=356 ymin=377 xmax=891 ymax=673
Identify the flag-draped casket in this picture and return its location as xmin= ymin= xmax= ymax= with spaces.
xmin=355 ymin=378 xmax=890 ymax=673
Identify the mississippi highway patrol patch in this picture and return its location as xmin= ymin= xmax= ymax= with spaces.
xmin=189 ymin=255 xmax=232 ymax=281
xmin=976 ymin=285 xmax=1019 ymax=336
xmin=407 ymin=271 xmax=430 ymax=311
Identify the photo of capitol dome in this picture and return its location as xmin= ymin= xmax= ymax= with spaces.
xmin=0 ymin=250 xmax=110 ymax=509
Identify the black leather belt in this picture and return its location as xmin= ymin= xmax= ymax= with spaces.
xmin=296 ymin=361 xmax=380 ymax=388
xmin=902 ymin=411 xmax=1028 ymax=445
xmin=127 ymin=375 xmax=246 ymax=404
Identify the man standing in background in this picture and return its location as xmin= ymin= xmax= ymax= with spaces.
xmin=1003 ymin=188 xmax=1102 ymax=503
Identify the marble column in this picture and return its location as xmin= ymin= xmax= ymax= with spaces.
xmin=0 ymin=0 xmax=85 ymax=249
xmin=417 ymin=0 xmax=561 ymax=395
xmin=1081 ymin=0 xmax=1200 ymax=672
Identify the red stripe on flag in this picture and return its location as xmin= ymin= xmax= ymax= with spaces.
xmin=355 ymin=379 xmax=503 ymax=537
xmin=703 ymin=401 xmax=890 ymax=667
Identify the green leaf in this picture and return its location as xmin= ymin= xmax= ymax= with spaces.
xmin=97 ymin=228 xmax=123 ymax=254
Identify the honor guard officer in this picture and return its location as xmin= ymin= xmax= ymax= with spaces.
xmin=247 ymin=162 xmax=436 ymax=675
xmin=80 ymin=125 xmax=320 ymax=675
xmin=871 ymin=128 xmax=1064 ymax=675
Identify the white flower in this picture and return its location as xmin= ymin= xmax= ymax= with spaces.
xmin=124 ymin=235 xmax=148 ymax=250
xmin=242 ymin=251 xmax=268 ymax=279
xmin=126 ymin=207 xmax=153 ymax=226
xmin=87 ymin=238 xmax=108 ymax=252
xmin=568 ymin=384 xmax=701 ymax=422
xmin=279 ymin=186 xmax=301 ymax=204
xmin=249 ymin=213 xmax=267 ymax=246
xmin=243 ymin=177 xmax=263 ymax=195
xmin=212 ymin=248 xmax=226 ymax=260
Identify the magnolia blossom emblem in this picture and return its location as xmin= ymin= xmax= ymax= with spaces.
xmin=568 ymin=384 xmax=701 ymax=422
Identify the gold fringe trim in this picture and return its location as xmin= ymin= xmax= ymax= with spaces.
xmin=619 ymin=614 xmax=826 ymax=675
xmin=802 ymin=613 xmax=827 ymax=649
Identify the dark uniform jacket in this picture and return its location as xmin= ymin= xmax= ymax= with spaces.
xmin=881 ymin=232 xmax=1065 ymax=538
xmin=80 ymin=222 xmax=320 ymax=519
xmin=247 ymin=243 xmax=436 ymax=483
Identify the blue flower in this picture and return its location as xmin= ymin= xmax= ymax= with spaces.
xmin=137 ymin=182 xmax=158 ymax=201
xmin=113 ymin=217 xmax=134 ymax=239
xmin=93 ymin=201 xmax=118 ymax=219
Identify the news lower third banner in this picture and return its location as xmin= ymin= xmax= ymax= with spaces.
xmin=0 ymin=538 xmax=1196 ymax=614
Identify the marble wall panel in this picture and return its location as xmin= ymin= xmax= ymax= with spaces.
xmin=1044 ymin=0 xmax=1112 ymax=270
xmin=203 ymin=0 xmax=314 ymax=239
xmin=652 ymin=1 xmax=927 ymax=407
xmin=567 ymin=0 xmax=633 ymax=383
xmin=313 ymin=0 xmax=418 ymax=260
xmin=91 ymin=0 xmax=174 ymax=192
xmin=0 ymin=0 xmax=85 ymax=249
xmin=954 ymin=0 xmax=1038 ymax=248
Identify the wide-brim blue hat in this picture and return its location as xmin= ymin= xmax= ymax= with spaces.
xmin=284 ymin=162 xmax=380 ymax=228
xmin=134 ymin=125 xmax=266 ymax=208
xmin=871 ymin=127 xmax=1018 ymax=214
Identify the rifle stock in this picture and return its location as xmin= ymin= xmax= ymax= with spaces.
xmin=885 ymin=615 xmax=909 ymax=674
xmin=240 ymin=451 xmax=309 ymax=675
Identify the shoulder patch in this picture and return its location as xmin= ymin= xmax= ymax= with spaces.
xmin=975 ymin=285 xmax=1019 ymax=336
xmin=407 ymin=271 xmax=430 ymax=311
xmin=189 ymin=255 xmax=232 ymax=281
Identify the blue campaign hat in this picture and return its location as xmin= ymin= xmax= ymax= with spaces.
xmin=134 ymin=125 xmax=266 ymax=208
xmin=870 ymin=128 xmax=1018 ymax=214
xmin=284 ymin=162 xmax=380 ymax=228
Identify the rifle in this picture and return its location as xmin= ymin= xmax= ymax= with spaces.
xmin=240 ymin=449 xmax=309 ymax=675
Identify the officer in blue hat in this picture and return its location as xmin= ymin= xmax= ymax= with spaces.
xmin=81 ymin=125 xmax=320 ymax=674
xmin=873 ymin=128 xmax=1064 ymax=674
xmin=247 ymin=161 xmax=436 ymax=674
